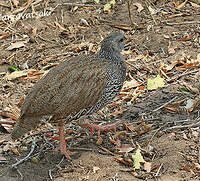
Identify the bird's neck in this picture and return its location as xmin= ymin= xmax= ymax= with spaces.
xmin=98 ymin=47 xmax=123 ymax=63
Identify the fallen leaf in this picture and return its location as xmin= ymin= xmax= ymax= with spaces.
xmin=148 ymin=6 xmax=157 ymax=15
xmin=113 ymin=24 xmax=132 ymax=31
xmin=116 ymin=144 xmax=134 ymax=153
xmin=94 ymin=0 xmax=99 ymax=3
xmin=0 ymin=155 xmax=7 ymax=161
xmin=144 ymin=162 xmax=152 ymax=172
xmin=104 ymin=3 xmax=111 ymax=11
xmin=55 ymin=22 xmax=66 ymax=31
xmin=96 ymin=136 xmax=103 ymax=145
xmin=132 ymin=3 xmax=144 ymax=12
xmin=147 ymin=75 xmax=165 ymax=90
xmin=6 ymin=41 xmax=26 ymax=50
xmin=190 ymin=2 xmax=200 ymax=8
xmin=93 ymin=166 xmax=100 ymax=173
xmin=123 ymin=79 xmax=139 ymax=89
xmin=12 ymin=0 xmax=19 ymax=7
xmin=132 ymin=148 xmax=145 ymax=170
xmin=11 ymin=146 xmax=20 ymax=155
xmin=177 ymin=0 xmax=189 ymax=9
xmin=178 ymin=33 xmax=194 ymax=41
xmin=5 ymin=70 xmax=28 ymax=80
xmin=168 ymin=47 xmax=176 ymax=54
xmin=0 ymin=32 xmax=9 ymax=40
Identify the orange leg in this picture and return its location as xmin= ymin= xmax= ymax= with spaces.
xmin=58 ymin=122 xmax=73 ymax=159
xmin=79 ymin=120 xmax=123 ymax=136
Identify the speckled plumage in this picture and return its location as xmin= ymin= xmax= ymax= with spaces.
xmin=11 ymin=32 xmax=127 ymax=140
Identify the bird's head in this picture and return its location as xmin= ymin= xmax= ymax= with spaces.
xmin=100 ymin=32 xmax=126 ymax=53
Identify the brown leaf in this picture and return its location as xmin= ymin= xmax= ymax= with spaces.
xmin=0 ymin=155 xmax=7 ymax=161
xmin=174 ymin=0 xmax=180 ymax=7
xmin=12 ymin=0 xmax=19 ymax=7
xmin=178 ymin=33 xmax=194 ymax=41
xmin=0 ymin=32 xmax=9 ymax=40
xmin=11 ymin=146 xmax=20 ymax=156
xmin=144 ymin=162 xmax=152 ymax=172
xmin=123 ymin=79 xmax=139 ymax=89
xmin=113 ymin=24 xmax=132 ymax=31
xmin=116 ymin=144 xmax=134 ymax=153
xmin=132 ymin=3 xmax=144 ymax=12
xmin=190 ymin=2 xmax=200 ymax=8
xmin=96 ymin=136 xmax=103 ymax=145
xmin=55 ymin=22 xmax=66 ymax=31
xmin=115 ymin=157 xmax=132 ymax=166
xmin=177 ymin=0 xmax=189 ymax=9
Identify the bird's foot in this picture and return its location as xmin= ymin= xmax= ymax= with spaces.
xmin=78 ymin=120 xmax=123 ymax=136
xmin=53 ymin=147 xmax=76 ymax=159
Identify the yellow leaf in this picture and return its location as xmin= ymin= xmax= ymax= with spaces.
xmin=94 ymin=0 xmax=99 ymax=3
xmin=110 ymin=0 xmax=116 ymax=5
xmin=104 ymin=3 xmax=111 ymax=11
xmin=132 ymin=148 xmax=145 ymax=170
xmin=147 ymin=74 xmax=165 ymax=90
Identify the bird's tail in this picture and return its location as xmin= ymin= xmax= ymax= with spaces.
xmin=11 ymin=116 xmax=40 ymax=140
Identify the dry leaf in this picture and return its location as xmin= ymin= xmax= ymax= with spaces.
xmin=117 ymin=144 xmax=134 ymax=153
xmin=123 ymin=79 xmax=139 ymax=89
xmin=12 ymin=0 xmax=19 ymax=7
xmin=96 ymin=136 xmax=103 ymax=145
xmin=174 ymin=0 xmax=180 ymax=7
xmin=132 ymin=3 xmax=144 ymax=12
xmin=144 ymin=162 xmax=152 ymax=172
xmin=11 ymin=146 xmax=20 ymax=155
xmin=55 ymin=22 xmax=66 ymax=31
xmin=6 ymin=41 xmax=26 ymax=50
xmin=177 ymin=0 xmax=189 ymax=9
xmin=5 ymin=70 xmax=28 ymax=80
xmin=0 ymin=155 xmax=7 ymax=161
xmin=190 ymin=2 xmax=200 ymax=8
xmin=113 ymin=24 xmax=132 ymax=31
xmin=0 ymin=32 xmax=9 ymax=40
xmin=168 ymin=47 xmax=176 ymax=54
xmin=93 ymin=166 xmax=100 ymax=173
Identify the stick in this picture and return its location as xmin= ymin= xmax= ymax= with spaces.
xmin=12 ymin=138 xmax=36 ymax=168
xmin=152 ymin=96 xmax=178 ymax=113
xmin=166 ymin=21 xmax=200 ymax=25
xmin=59 ymin=3 xmax=103 ymax=7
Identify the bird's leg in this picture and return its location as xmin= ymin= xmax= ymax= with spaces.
xmin=57 ymin=122 xmax=73 ymax=159
xmin=78 ymin=119 xmax=123 ymax=136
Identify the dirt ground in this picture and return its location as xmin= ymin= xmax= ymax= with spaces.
xmin=0 ymin=0 xmax=200 ymax=181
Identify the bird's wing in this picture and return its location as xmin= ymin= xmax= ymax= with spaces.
xmin=21 ymin=55 xmax=109 ymax=119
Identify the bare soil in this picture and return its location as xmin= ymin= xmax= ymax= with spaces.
xmin=0 ymin=0 xmax=200 ymax=181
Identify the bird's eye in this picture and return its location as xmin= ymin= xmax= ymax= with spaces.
xmin=119 ymin=38 xmax=124 ymax=42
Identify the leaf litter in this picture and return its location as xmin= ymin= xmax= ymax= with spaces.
xmin=0 ymin=0 xmax=200 ymax=180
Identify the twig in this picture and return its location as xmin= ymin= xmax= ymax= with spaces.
xmin=166 ymin=21 xmax=200 ymax=25
xmin=16 ymin=168 xmax=24 ymax=181
xmin=164 ymin=120 xmax=200 ymax=131
xmin=167 ymin=69 xmax=199 ymax=83
xmin=59 ymin=3 xmax=103 ymax=7
xmin=152 ymin=96 xmax=178 ymax=112
xmin=144 ymin=0 xmax=157 ymax=25
xmin=49 ymin=156 xmax=65 ymax=180
xmin=148 ymin=124 xmax=167 ymax=144
xmin=155 ymin=163 xmax=163 ymax=177
xmin=112 ymin=173 xmax=118 ymax=181
xmin=12 ymin=138 xmax=36 ymax=168
xmin=0 ymin=2 xmax=10 ymax=8
xmin=127 ymin=0 xmax=137 ymax=27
